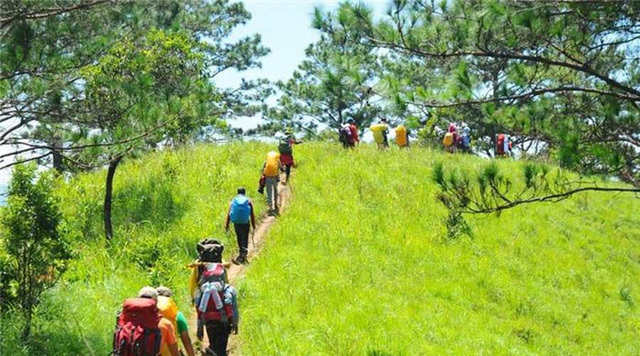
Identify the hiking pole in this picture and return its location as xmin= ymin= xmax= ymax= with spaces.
xmin=251 ymin=229 xmax=256 ymax=249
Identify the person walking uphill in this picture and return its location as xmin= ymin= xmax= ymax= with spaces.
xmin=225 ymin=187 xmax=256 ymax=265
xmin=395 ymin=124 xmax=409 ymax=148
xmin=139 ymin=286 xmax=180 ymax=356
xmin=278 ymin=129 xmax=302 ymax=183
xmin=156 ymin=286 xmax=196 ymax=356
xmin=370 ymin=119 xmax=389 ymax=149
xmin=262 ymin=151 xmax=283 ymax=216
xmin=348 ymin=118 xmax=359 ymax=147
xmin=188 ymin=239 xmax=239 ymax=356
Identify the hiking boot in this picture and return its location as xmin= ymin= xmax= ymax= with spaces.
xmin=232 ymin=254 xmax=247 ymax=265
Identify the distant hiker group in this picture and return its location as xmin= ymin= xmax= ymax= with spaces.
xmin=339 ymin=118 xmax=360 ymax=148
xmin=112 ymin=133 xmax=299 ymax=356
xmin=442 ymin=122 xmax=472 ymax=154
xmin=341 ymin=118 xmax=410 ymax=149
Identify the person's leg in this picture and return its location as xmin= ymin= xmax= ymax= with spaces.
xmin=206 ymin=322 xmax=230 ymax=356
xmin=285 ymin=164 xmax=291 ymax=182
xmin=205 ymin=322 xmax=219 ymax=355
xmin=265 ymin=177 xmax=274 ymax=211
xmin=234 ymin=223 xmax=249 ymax=260
xmin=272 ymin=177 xmax=279 ymax=212
xmin=217 ymin=324 xmax=231 ymax=356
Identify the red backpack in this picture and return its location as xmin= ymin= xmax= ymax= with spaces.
xmin=497 ymin=134 xmax=505 ymax=155
xmin=197 ymin=263 xmax=234 ymax=323
xmin=112 ymin=298 xmax=162 ymax=356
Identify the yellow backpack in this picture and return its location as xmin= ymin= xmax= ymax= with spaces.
xmin=370 ymin=124 xmax=387 ymax=144
xmin=443 ymin=132 xmax=454 ymax=147
xmin=395 ymin=126 xmax=407 ymax=146
xmin=157 ymin=296 xmax=178 ymax=335
xmin=264 ymin=151 xmax=280 ymax=177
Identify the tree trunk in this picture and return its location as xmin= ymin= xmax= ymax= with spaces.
xmin=491 ymin=68 xmax=500 ymax=157
xmin=104 ymin=156 xmax=123 ymax=240
xmin=52 ymin=149 xmax=64 ymax=174
xmin=21 ymin=307 xmax=31 ymax=342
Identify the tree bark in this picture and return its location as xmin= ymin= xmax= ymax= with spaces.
xmin=52 ymin=149 xmax=64 ymax=174
xmin=104 ymin=156 xmax=123 ymax=240
xmin=491 ymin=67 xmax=500 ymax=157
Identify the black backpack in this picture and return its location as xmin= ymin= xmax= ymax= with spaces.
xmin=278 ymin=138 xmax=292 ymax=154
xmin=339 ymin=126 xmax=351 ymax=143
xmin=197 ymin=239 xmax=224 ymax=263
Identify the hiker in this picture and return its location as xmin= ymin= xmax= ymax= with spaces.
xmin=443 ymin=122 xmax=458 ymax=153
xmin=188 ymin=239 xmax=238 ymax=356
xmin=339 ymin=121 xmax=353 ymax=148
xmin=278 ymin=129 xmax=302 ymax=183
xmin=112 ymin=288 xmax=164 ymax=356
xmin=496 ymin=133 xmax=512 ymax=157
xmin=157 ymin=286 xmax=196 ymax=356
xmin=188 ymin=239 xmax=228 ymax=342
xmin=459 ymin=123 xmax=471 ymax=153
xmin=262 ymin=151 xmax=283 ymax=215
xmin=225 ymin=187 xmax=257 ymax=264
xmin=348 ymin=118 xmax=359 ymax=147
xmin=370 ymin=119 xmax=389 ymax=149
xmin=139 ymin=286 xmax=180 ymax=356
xmin=395 ymin=124 xmax=409 ymax=148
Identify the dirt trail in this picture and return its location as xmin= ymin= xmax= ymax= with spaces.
xmin=189 ymin=176 xmax=292 ymax=355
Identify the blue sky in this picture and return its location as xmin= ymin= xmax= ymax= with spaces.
xmin=217 ymin=0 xmax=388 ymax=130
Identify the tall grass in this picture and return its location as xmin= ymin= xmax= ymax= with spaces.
xmin=1 ymin=142 xmax=270 ymax=355
xmin=238 ymin=143 xmax=640 ymax=355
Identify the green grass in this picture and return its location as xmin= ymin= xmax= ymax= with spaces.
xmin=2 ymin=142 xmax=639 ymax=355
xmin=238 ymin=143 xmax=640 ymax=355
xmin=1 ymin=142 xmax=271 ymax=355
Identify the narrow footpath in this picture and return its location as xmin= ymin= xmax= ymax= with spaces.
xmin=189 ymin=175 xmax=292 ymax=355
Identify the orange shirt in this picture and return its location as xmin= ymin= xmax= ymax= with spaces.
xmin=158 ymin=317 xmax=177 ymax=356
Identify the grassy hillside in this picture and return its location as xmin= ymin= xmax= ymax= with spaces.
xmin=238 ymin=143 xmax=640 ymax=355
xmin=2 ymin=142 xmax=638 ymax=355
xmin=1 ymin=142 xmax=271 ymax=355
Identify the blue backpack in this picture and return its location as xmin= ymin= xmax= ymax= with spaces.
xmin=229 ymin=195 xmax=251 ymax=224
xmin=462 ymin=133 xmax=471 ymax=148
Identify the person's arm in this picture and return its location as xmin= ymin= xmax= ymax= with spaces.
xmin=261 ymin=162 xmax=266 ymax=174
xmin=188 ymin=268 xmax=198 ymax=304
xmin=225 ymin=203 xmax=232 ymax=231
xmin=180 ymin=332 xmax=196 ymax=356
xmin=249 ymin=201 xmax=256 ymax=230
xmin=168 ymin=342 xmax=180 ymax=356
